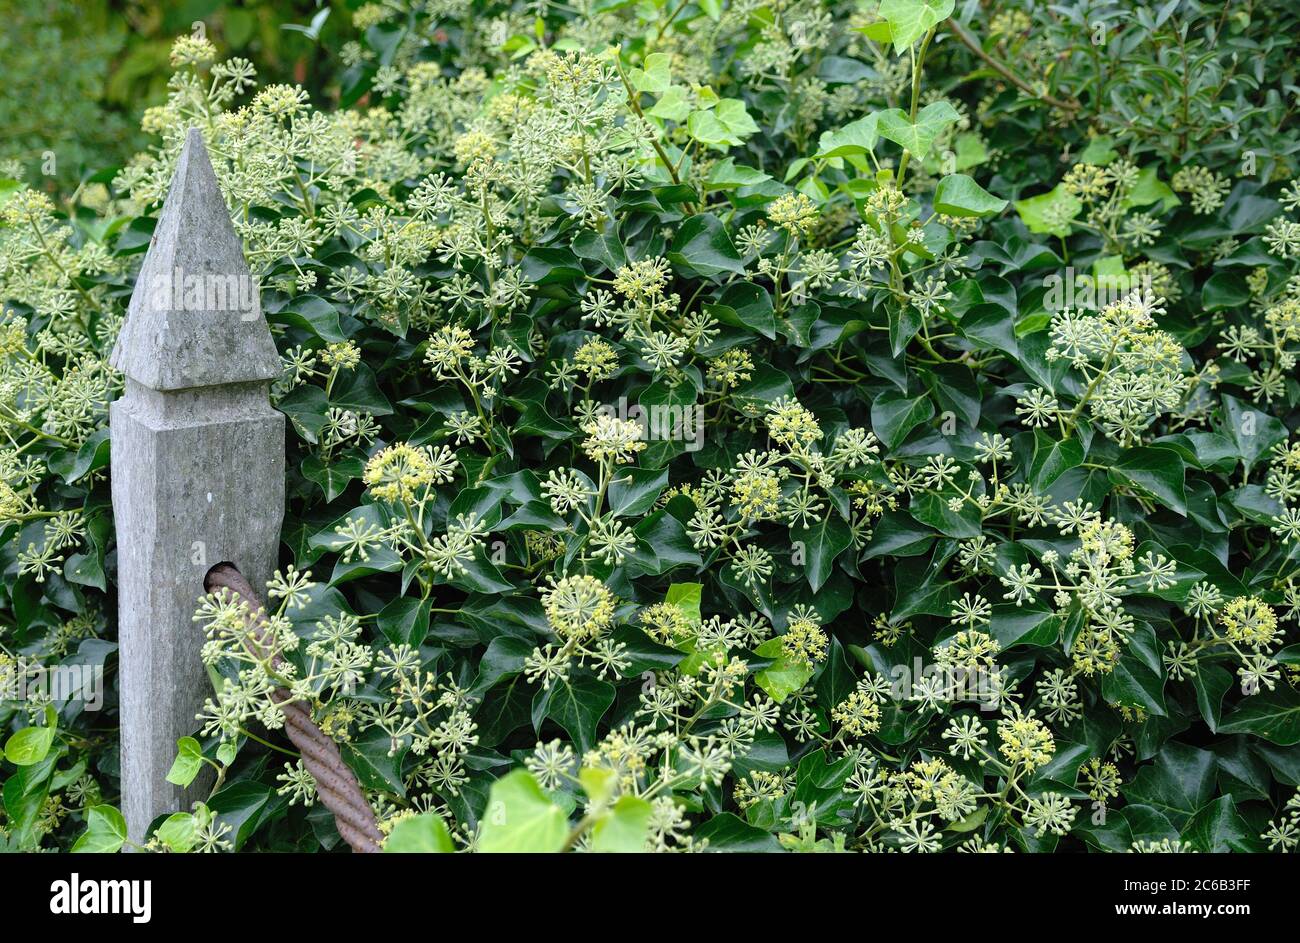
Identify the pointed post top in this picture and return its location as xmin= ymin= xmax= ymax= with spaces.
xmin=111 ymin=128 xmax=280 ymax=391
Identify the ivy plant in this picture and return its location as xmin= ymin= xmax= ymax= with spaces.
xmin=1 ymin=0 xmax=1299 ymax=854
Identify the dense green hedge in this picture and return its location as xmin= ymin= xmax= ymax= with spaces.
xmin=3 ymin=0 xmax=1300 ymax=853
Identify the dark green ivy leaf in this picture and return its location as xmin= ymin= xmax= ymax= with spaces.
xmin=667 ymin=213 xmax=745 ymax=277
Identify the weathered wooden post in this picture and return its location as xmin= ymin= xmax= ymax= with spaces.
xmin=110 ymin=128 xmax=284 ymax=844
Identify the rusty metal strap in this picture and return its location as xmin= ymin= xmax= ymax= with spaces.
xmin=204 ymin=562 xmax=384 ymax=853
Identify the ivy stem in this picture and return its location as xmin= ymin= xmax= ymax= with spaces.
xmin=614 ymin=54 xmax=684 ymax=187
xmin=895 ymin=27 xmax=935 ymax=189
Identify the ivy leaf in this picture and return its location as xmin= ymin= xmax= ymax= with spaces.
xmin=2 ymin=758 xmax=53 ymax=848
xmin=989 ymin=604 xmax=1060 ymax=649
xmin=627 ymin=509 xmax=702 ymax=576
xmin=301 ymin=453 xmax=364 ymax=502
xmin=1109 ymin=446 xmax=1188 ymax=515
xmin=628 ymin=52 xmax=671 ymax=94
xmin=888 ymin=303 xmax=922 ymax=357
xmin=590 ymin=795 xmax=653 ymax=852
xmin=537 ymin=674 xmax=615 ymax=754
xmin=384 ymin=812 xmax=455 ymax=852
xmin=580 ymin=766 xmax=618 ymax=806
xmin=924 ymin=363 xmax=981 ymax=427
xmin=814 ymin=637 xmax=857 ymax=710
xmin=877 ymin=0 xmax=955 ymax=52
xmin=71 ymin=805 xmax=128 ymax=853
xmin=715 ymin=99 xmax=759 ymax=137
xmin=205 ymin=782 xmax=264 ymax=848
xmin=278 ymin=384 xmax=329 ymax=443
xmin=815 ymin=113 xmax=881 ymax=158
xmin=687 ymin=99 xmax=760 ymax=149
xmin=610 ymin=625 xmax=686 ymax=676
xmin=477 ymin=770 xmax=568 ymax=853
xmin=958 ymin=303 xmax=1019 ymax=357
xmin=709 ymin=282 xmax=775 ymax=338
xmin=3 ymin=725 xmax=55 ymax=766
xmin=1079 ymin=136 xmax=1118 ymax=164
xmin=65 ymin=549 xmax=107 ymax=592
xmin=646 ymin=85 xmax=691 ymax=122
xmin=1029 ymin=431 xmax=1084 ymax=492
xmin=732 ymin=363 xmax=796 ymax=413
xmin=1182 ymin=795 xmax=1259 ymax=852
xmin=1217 ymin=688 xmax=1300 ymax=745
xmin=705 ymin=157 xmax=772 ymax=190
xmin=608 ymin=466 xmax=669 ymax=517
xmin=933 ymin=173 xmax=1007 ymax=217
xmin=1122 ymin=805 xmax=1181 ymax=845
xmin=1192 ymin=663 xmax=1233 ymax=733
xmin=1101 ymin=648 xmax=1168 ymax=717
xmin=892 ymin=548 xmax=962 ymax=619
xmin=1202 ymin=272 xmax=1250 ymax=312
xmin=876 ymin=101 xmax=960 ymax=159
xmin=155 ymin=812 xmax=199 ymax=853
xmin=330 ymin=362 xmax=393 ymax=416
xmin=871 ymin=389 xmax=935 ymax=449
xmin=474 ymin=680 xmax=533 ymax=748
xmin=1014 ymin=184 xmax=1082 ymax=238
xmin=863 ymin=510 xmax=936 ymax=559
xmin=342 ymin=727 xmax=408 ymax=797
xmin=790 ymin=750 xmax=858 ymax=825
xmin=1220 ymin=394 xmax=1288 ymax=476
xmin=377 ymin=595 xmax=432 ymax=648
xmin=693 ymin=812 xmax=782 ymax=851
xmin=1121 ymin=164 xmax=1180 ymax=211
xmin=1122 ymin=742 xmax=1216 ymax=827
xmin=668 ymin=214 xmax=745 ymax=277
xmin=791 ymin=514 xmax=854 ymax=591
xmin=910 ymin=490 xmax=982 ymax=538
xmin=165 ymin=736 xmax=204 ymax=787
xmin=665 ymin=582 xmax=703 ymax=625
xmin=753 ymin=637 xmax=814 ymax=703
xmin=63 ymin=428 xmax=111 ymax=484
xmin=469 ymin=636 xmax=535 ymax=698
xmin=572 ymin=230 xmax=627 ymax=270
xmin=273 ymin=293 xmax=348 ymax=342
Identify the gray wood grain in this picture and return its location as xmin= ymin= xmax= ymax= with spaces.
xmin=110 ymin=128 xmax=284 ymax=844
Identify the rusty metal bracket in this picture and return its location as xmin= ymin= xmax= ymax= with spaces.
xmin=204 ymin=562 xmax=384 ymax=853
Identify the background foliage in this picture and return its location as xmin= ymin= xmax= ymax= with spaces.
xmin=3 ymin=0 xmax=1300 ymax=853
xmin=0 ymin=0 xmax=350 ymax=189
